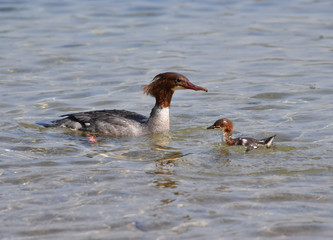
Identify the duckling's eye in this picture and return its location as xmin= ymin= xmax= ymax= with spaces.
xmin=175 ymin=78 xmax=182 ymax=83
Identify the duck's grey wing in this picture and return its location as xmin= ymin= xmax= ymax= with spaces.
xmin=42 ymin=110 xmax=148 ymax=133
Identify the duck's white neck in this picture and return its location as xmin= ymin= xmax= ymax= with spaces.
xmin=146 ymin=105 xmax=170 ymax=133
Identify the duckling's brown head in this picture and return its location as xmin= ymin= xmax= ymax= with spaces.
xmin=207 ymin=118 xmax=233 ymax=133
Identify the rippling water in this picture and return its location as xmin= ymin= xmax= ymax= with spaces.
xmin=1 ymin=0 xmax=332 ymax=239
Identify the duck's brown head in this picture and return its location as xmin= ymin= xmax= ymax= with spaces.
xmin=143 ymin=72 xmax=207 ymax=108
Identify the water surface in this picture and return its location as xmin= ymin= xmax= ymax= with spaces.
xmin=1 ymin=0 xmax=332 ymax=239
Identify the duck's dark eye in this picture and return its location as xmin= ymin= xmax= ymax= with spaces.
xmin=175 ymin=78 xmax=182 ymax=83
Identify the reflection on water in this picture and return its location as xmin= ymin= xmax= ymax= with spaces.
xmin=1 ymin=0 xmax=333 ymax=239
xmin=153 ymin=177 xmax=178 ymax=189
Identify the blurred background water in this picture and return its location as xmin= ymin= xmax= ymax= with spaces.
xmin=0 ymin=0 xmax=332 ymax=239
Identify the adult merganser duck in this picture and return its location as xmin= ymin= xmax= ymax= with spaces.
xmin=207 ymin=118 xmax=276 ymax=152
xmin=40 ymin=72 xmax=207 ymax=137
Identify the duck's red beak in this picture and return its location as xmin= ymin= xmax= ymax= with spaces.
xmin=185 ymin=81 xmax=208 ymax=92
